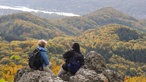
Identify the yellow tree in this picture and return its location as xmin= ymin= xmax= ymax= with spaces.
xmin=1 ymin=63 xmax=23 ymax=82
xmin=51 ymin=60 xmax=63 ymax=75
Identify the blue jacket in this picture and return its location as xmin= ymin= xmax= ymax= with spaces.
xmin=37 ymin=46 xmax=49 ymax=67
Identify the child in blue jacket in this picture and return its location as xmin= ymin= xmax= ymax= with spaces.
xmin=37 ymin=39 xmax=53 ymax=74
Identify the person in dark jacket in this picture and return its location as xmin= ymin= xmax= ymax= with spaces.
xmin=58 ymin=43 xmax=84 ymax=77
xmin=37 ymin=39 xmax=53 ymax=74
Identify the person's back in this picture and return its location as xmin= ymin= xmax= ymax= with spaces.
xmin=58 ymin=43 xmax=84 ymax=77
xmin=29 ymin=39 xmax=53 ymax=74
xmin=66 ymin=50 xmax=84 ymax=75
xmin=28 ymin=48 xmax=44 ymax=70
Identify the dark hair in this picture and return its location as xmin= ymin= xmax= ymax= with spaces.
xmin=72 ymin=43 xmax=81 ymax=53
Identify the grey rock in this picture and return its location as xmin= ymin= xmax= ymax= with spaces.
xmin=14 ymin=68 xmax=65 ymax=82
xmin=84 ymin=51 xmax=107 ymax=73
xmin=14 ymin=51 xmax=123 ymax=82
xmin=69 ymin=68 xmax=108 ymax=82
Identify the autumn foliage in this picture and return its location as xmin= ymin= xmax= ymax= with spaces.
xmin=51 ymin=60 xmax=63 ymax=75
xmin=0 ymin=24 xmax=146 ymax=81
xmin=124 ymin=76 xmax=146 ymax=82
xmin=0 ymin=63 xmax=23 ymax=82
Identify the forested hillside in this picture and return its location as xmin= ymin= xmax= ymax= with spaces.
xmin=1 ymin=7 xmax=146 ymax=42
xmin=1 ymin=24 xmax=146 ymax=81
xmin=0 ymin=7 xmax=146 ymax=82
xmin=0 ymin=13 xmax=80 ymax=41
xmin=62 ymin=7 xmax=146 ymax=32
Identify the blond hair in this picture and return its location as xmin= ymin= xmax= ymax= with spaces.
xmin=38 ymin=39 xmax=47 ymax=47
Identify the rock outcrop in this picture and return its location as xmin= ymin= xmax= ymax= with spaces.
xmin=14 ymin=68 xmax=65 ymax=82
xmin=14 ymin=51 xmax=123 ymax=82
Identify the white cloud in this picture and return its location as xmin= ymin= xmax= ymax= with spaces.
xmin=0 ymin=5 xmax=80 ymax=17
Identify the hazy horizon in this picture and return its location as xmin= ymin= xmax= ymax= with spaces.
xmin=0 ymin=0 xmax=146 ymax=18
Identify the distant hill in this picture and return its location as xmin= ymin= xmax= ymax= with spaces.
xmin=0 ymin=13 xmax=80 ymax=41
xmin=83 ymin=24 xmax=145 ymax=42
xmin=62 ymin=7 xmax=146 ymax=32
xmin=1 ymin=7 xmax=146 ymax=42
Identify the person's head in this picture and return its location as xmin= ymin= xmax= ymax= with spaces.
xmin=38 ymin=39 xmax=47 ymax=48
xmin=72 ymin=43 xmax=80 ymax=53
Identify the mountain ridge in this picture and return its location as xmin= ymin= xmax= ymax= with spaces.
xmin=0 ymin=7 xmax=146 ymax=42
xmin=63 ymin=7 xmax=146 ymax=32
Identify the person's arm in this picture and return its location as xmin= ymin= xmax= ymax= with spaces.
xmin=41 ymin=52 xmax=49 ymax=65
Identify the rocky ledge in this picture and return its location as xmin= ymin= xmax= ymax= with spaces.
xmin=14 ymin=51 xmax=123 ymax=82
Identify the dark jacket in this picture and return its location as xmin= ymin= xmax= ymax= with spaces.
xmin=62 ymin=50 xmax=84 ymax=72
